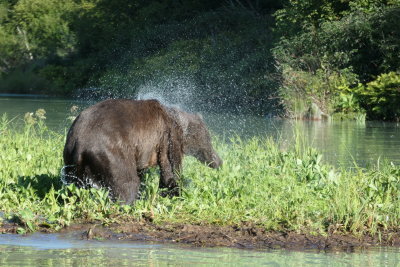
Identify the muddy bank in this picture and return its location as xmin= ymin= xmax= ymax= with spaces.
xmin=2 ymin=221 xmax=400 ymax=251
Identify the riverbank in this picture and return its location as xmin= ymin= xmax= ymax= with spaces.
xmin=2 ymin=222 xmax=400 ymax=251
xmin=1 ymin=115 xmax=400 ymax=250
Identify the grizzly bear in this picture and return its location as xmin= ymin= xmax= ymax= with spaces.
xmin=63 ymin=99 xmax=222 ymax=204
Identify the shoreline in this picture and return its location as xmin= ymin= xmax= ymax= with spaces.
xmin=2 ymin=221 xmax=400 ymax=251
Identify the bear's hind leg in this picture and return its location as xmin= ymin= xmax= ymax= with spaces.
xmin=107 ymin=162 xmax=140 ymax=204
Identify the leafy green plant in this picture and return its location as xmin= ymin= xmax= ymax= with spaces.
xmin=356 ymin=72 xmax=400 ymax=120
xmin=16 ymin=208 xmax=36 ymax=232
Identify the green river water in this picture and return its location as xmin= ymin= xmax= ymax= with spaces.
xmin=0 ymin=233 xmax=399 ymax=266
xmin=1 ymin=95 xmax=400 ymax=266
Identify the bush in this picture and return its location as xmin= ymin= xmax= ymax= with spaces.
xmin=275 ymin=61 xmax=360 ymax=118
xmin=356 ymin=72 xmax=400 ymax=120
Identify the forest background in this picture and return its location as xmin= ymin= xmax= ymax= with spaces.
xmin=0 ymin=0 xmax=399 ymax=120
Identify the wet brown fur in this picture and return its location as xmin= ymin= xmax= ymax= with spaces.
xmin=63 ymin=99 xmax=221 ymax=204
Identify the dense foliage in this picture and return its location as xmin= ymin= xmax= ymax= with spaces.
xmin=273 ymin=0 xmax=400 ymax=120
xmin=0 ymin=0 xmax=399 ymax=119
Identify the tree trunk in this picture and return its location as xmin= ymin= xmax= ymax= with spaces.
xmin=17 ymin=26 xmax=33 ymax=60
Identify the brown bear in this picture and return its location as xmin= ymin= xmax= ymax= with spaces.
xmin=63 ymin=99 xmax=222 ymax=204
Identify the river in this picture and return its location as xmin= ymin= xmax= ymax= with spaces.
xmin=0 ymin=233 xmax=399 ymax=266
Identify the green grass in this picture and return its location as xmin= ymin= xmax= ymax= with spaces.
xmin=1 ymin=112 xmax=400 ymax=236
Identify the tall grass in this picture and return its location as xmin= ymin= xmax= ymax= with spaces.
xmin=1 ymin=113 xmax=400 ymax=236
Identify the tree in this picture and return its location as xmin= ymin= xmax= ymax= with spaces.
xmin=10 ymin=0 xmax=77 ymax=59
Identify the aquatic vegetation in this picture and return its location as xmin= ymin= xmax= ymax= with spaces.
xmin=1 ymin=115 xmax=400 ymax=236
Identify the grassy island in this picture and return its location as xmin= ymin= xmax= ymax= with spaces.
xmin=1 ymin=114 xmax=399 ymax=243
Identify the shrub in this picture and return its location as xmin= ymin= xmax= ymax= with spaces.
xmin=356 ymin=72 xmax=400 ymax=120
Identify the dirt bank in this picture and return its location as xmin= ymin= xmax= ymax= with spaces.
xmin=2 ymin=221 xmax=400 ymax=251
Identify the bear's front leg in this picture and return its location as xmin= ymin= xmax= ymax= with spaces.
xmin=158 ymin=134 xmax=182 ymax=197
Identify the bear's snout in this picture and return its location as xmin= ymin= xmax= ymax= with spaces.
xmin=210 ymin=153 xmax=223 ymax=169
